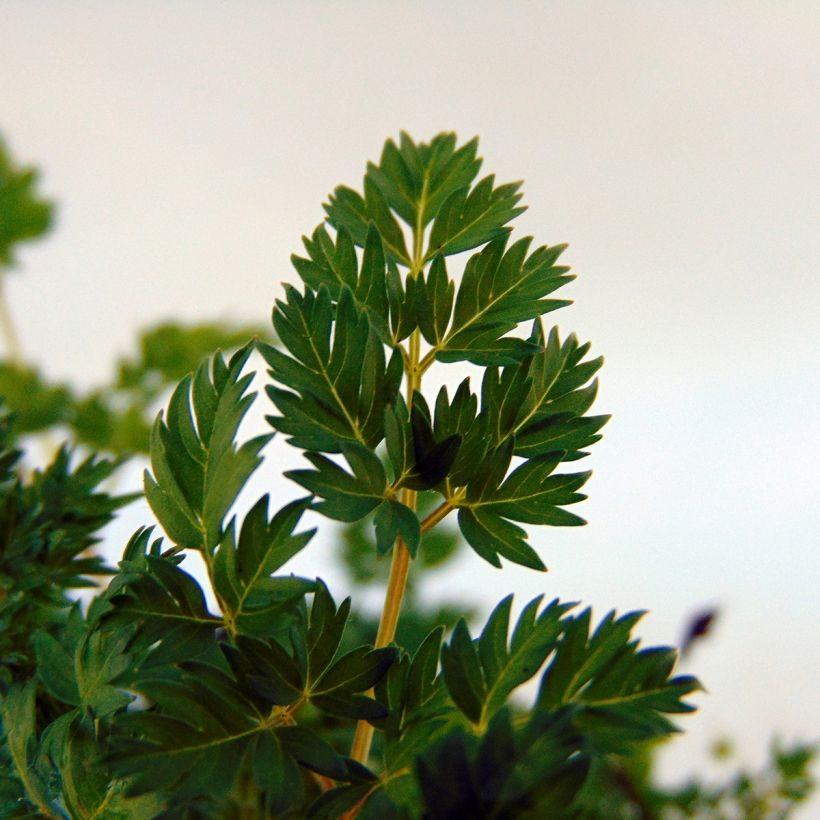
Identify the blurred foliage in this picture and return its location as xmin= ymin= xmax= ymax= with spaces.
xmin=0 ymin=320 xmax=266 ymax=454
xmin=0 ymin=404 xmax=135 ymax=686
xmin=0 ymin=137 xmax=54 ymax=268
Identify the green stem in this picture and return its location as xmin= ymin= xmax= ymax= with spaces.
xmin=0 ymin=272 xmax=24 ymax=364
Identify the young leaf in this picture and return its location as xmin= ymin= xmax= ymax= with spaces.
xmin=366 ymin=131 xmax=482 ymax=232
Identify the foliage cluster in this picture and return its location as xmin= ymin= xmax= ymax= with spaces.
xmin=0 ymin=133 xmax=815 ymax=819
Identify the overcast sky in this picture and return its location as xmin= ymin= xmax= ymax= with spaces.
xmin=2 ymin=0 xmax=819 ymax=796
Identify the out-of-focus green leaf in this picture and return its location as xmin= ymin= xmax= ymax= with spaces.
xmin=0 ymin=138 xmax=54 ymax=267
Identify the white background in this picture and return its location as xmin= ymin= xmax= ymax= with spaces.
xmin=2 ymin=0 xmax=819 ymax=804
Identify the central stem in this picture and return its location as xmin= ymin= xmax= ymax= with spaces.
xmin=349 ymin=229 xmax=426 ymax=767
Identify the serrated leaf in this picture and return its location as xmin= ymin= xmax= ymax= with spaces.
xmin=504 ymin=323 xmax=609 ymax=458
xmin=425 ymin=237 xmax=572 ymax=368
xmin=366 ymin=132 xmax=482 ymax=231
xmin=536 ymin=609 xmax=702 ymax=752
xmin=440 ymin=597 xmax=572 ymax=730
xmin=287 ymin=444 xmax=388 ymax=523
xmin=426 ymin=175 xmax=526 ymax=261
xmin=373 ymin=499 xmax=421 ymax=557
xmin=101 ymin=546 xmax=221 ymax=669
xmin=0 ymin=681 xmax=61 ymax=818
xmin=457 ymin=508 xmax=545 ymax=571
xmin=264 ymin=285 xmax=403 ymax=453
xmin=75 ymin=628 xmax=135 ymax=718
xmin=213 ymin=495 xmax=315 ymax=637
xmin=292 ymin=222 xmax=392 ymax=344
xmin=324 ymin=182 xmax=411 ymax=266
xmin=311 ymin=646 xmax=397 ymax=720
xmin=109 ymin=660 xmax=347 ymax=806
xmin=145 ymin=345 xmax=269 ymax=552
xmin=466 ymin=452 xmax=590 ymax=527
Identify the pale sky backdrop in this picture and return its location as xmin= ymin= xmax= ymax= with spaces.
xmin=2 ymin=0 xmax=819 ymax=801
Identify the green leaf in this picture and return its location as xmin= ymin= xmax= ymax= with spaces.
xmin=304 ymin=582 xmax=351 ymax=684
xmin=0 ymin=681 xmax=61 ymax=818
xmin=292 ymin=222 xmax=392 ymax=344
xmin=292 ymin=223 xmax=358 ymax=295
xmin=441 ymin=596 xmax=573 ymax=729
xmin=416 ymin=256 xmax=454 ymax=347
xmin=440 ymin=619 xmax=485 ymax=724
xmin=264 ymin=285 xmax=403 ymax=453
xmin=386 ymin=256 xmax=419 ymax=342
xmin=325 ymin=133 xmax=526 ymax=271
xmin=33 ymin=629 xmax=81 ymax=705
xmin=0 ymin=138 xmax=54 ymax=267
xmin=144 ymin=345 xmax=270 ymax=552
xmin=311 ymin=645 xmax=397 ymax=720
xmin=426 ymin=176 xmax=526 ymax=261
xmin=100 ymin=538 xmax=222 ymax=668
xmin=457 ymin=507 xmax=545 ymax=571
xmin=75 ymin=628 xmax=135 ymax=718
xmin=287 ymin=444 xmax=388 ymax=523
xmin=225 ymin=583 xmax=395 ymax=723
xmin=366 ymin=131 xmax=482 ymax=231
xmin=373 ymin=499 xmax=421 ymax=557
xmin=536 ymin=609 xmax=703 ymax=752
xmin=324 ymin=181 xmax=411 ymax=267
xmin=109 ymin=660 xmax=347 ymax=806
xmin=57 ymin=722 xmax=166 ymax=819
xmin=507 ymin=323 xmax=609 ymax=459
xmin=213 ymin=495 xmax=315 ymax=637
xmin=384 ymin=394 xmax=413 ymax=484
xmin=466 ymin=452 xmax=591 ymax=527
xmin=429 ymin=237 xmax=572 ymax=366
xmin=405 ymin=626 xmax=445 ymax=713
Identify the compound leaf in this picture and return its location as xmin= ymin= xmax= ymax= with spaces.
xmin=264 ymin=285 xmax=402 ymax=453
xmin=144 ymin=345 xmax=269 ymax=552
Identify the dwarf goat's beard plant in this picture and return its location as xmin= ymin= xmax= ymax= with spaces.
xmin=1 ymin=133 xmax=702 ymax=819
